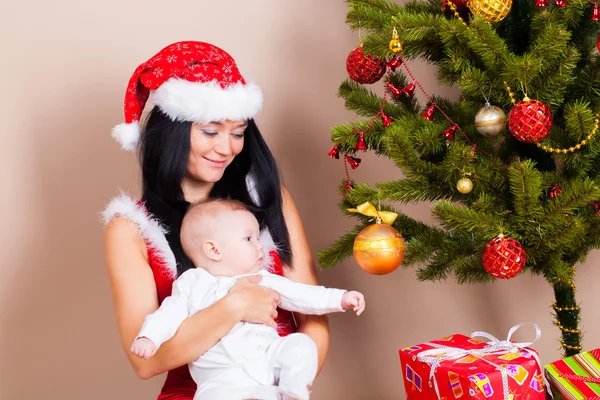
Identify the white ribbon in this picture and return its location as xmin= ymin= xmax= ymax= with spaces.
xmin=416 ymin=323 xmax=552 ymax=400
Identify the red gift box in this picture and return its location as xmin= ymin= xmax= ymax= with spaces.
xmin=399 ymin=324 xmax=548 ymax=400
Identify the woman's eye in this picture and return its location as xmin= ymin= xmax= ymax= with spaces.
xmin=232 ymin=132 xmax=245 ymax=139
xmin=202 ymin=130 xmax=218 ymax=136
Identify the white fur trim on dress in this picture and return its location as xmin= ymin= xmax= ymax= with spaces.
xmin=101 ymin=192 xmax=177 ymax=278
xmin=111 ymin=121 xmax=140 ymax=151
xmin=259 ymin=228 xmax=280 ymax=273
xmin=151 ymin=79 xmax=263 ymax=123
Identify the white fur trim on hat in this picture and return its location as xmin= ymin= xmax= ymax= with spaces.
xmin=151 ymin=79 xmax=263 ymax=123
xmin=111 ymin=121 xmax=141 ymax=151
xmin=101 ymin=192 xmax=177 ymax=278
xmin=259 ymin=228 xmax=280 ymax=272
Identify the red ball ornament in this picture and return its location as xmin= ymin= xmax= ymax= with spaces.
xmin=508 ymin=98 xmax=553 ymax=143
xmin=555 ymin=0 xmax=566 ymax=6
xmin=597 ymin=33 xmax=600 ymax=53
xmin=346 ymin=46 xmax=386 ymax=84
xmin=482 ymin=234 xmax=526 ymax=279
xmin=536 ymin=0 xmax=548 ymax=6
xmin=442 ymin=0 xmax=472 ymax=20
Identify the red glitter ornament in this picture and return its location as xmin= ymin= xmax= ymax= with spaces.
xmin=508 ymin=98 xmax=553 ymax=143
xmin=482 ymin=234 xmax=526 ymax=279
xmin=346 ymin=47 xmax=386 ymax=84
xmin=328 ymin=145 xmax=340 ymax=159
xmin=444 ymin=125 xmax=457 ymax=141
xmin=549 ymin=186 xmax=563 ymax=198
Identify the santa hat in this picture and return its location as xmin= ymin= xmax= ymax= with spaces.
xmin=112 ymin=41 xmax=263 ymax=151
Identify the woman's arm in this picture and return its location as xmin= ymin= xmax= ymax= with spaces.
xmin=280 ymin=186 xmax=330 ymax=375
xmin=104 ymin=217 xmax=278 ymax=379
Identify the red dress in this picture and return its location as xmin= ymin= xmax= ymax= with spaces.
xmin=143 ymin=221 xmax=297 ymax=399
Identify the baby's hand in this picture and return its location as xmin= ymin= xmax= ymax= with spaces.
xmin=341 ymin=291 xmax=366 ymax=316
xmin=131 ymin=337 xmax=157 ymax=360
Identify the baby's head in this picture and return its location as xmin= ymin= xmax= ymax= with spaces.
xmin=181 ymin=199 xmax=265 ymax=277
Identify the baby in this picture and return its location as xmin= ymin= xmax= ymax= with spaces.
xmin=131 ymin=199 xmax=365 ymax=400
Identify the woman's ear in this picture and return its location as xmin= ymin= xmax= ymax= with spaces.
xmin=203 ymin=240 xmax=222 ymax=261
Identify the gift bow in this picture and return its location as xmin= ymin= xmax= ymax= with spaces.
xmin=347 ymin=201 xmax=398 ymax=225
xmin=416 ymin=323 xmax=551 ymax=400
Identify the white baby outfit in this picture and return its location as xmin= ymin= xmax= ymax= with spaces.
xmin=137 ymin=268 xmax=346 ymax=400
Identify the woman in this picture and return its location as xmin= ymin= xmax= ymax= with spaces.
xmin=103 ymin=41 xmax=329 ymax=399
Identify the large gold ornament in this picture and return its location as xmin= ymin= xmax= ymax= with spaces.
xmin=475 ymin=103 xmax=506 ymax=137
xmin=349 ymin=202 xmax=405 ymax=275
xmin=353 ymin=224 xmax=406 ymax=275
xmin=468 ymin=0 xmax=512 ymax=23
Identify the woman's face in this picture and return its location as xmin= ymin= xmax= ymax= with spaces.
xmin=187 ymin=120 xmax=248 ymax=183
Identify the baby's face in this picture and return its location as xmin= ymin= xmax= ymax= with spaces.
xmin=208 ymin=210 xmax=265 ymax=276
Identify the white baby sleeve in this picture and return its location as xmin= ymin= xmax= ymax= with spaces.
xmin=136 ymin=269 xmax=198 ymax=349
xmin=259 ymin=272 xmax=346 ymax=315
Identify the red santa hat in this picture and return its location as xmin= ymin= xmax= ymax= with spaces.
xmin=112 ymin=41 xmax=263 ymax=150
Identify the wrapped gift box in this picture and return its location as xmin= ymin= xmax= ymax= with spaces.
xmin=545 ymin=348 xmax=600 ymax=400
xmin=399 ymin=333 xmax=546 ymax=400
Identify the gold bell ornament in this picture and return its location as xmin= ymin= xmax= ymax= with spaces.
xmin=389 ymin=26 xmax=404 ymax=54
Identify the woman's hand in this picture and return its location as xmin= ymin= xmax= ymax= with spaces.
xmin=226 ymin=275 xmax=280 ymax=328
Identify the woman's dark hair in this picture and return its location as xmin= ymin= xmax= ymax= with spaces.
xmin=139 ymin=107 xmax=291 ymax=276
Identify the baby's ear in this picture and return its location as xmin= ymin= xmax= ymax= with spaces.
xmin=203 ymin=241 xmax=221 ymax=261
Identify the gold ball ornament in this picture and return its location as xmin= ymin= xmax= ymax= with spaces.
xmin=389 ymin=38 xmax=404 ymax=54
xmin=353 ymin=223 xmax=405 ymax=275
xmin=389 ymin=26 xmax=404 ymax=54
xmin=456 ymin=177 xmax=473 ymax=194
xmin=475 ymin=104 xmax=507 ymax=137
xmin=468 ymin=0 xmax=512 ymax=23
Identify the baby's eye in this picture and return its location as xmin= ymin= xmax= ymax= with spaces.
xmin=244 ymin=237 xmax=252 ymax=241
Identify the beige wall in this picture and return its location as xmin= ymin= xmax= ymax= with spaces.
xmin=2 ymin=0 xmax=599 ymax=398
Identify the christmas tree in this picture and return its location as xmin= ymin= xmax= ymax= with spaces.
xmin=319 ymin=0 xmax=600 ymax=356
